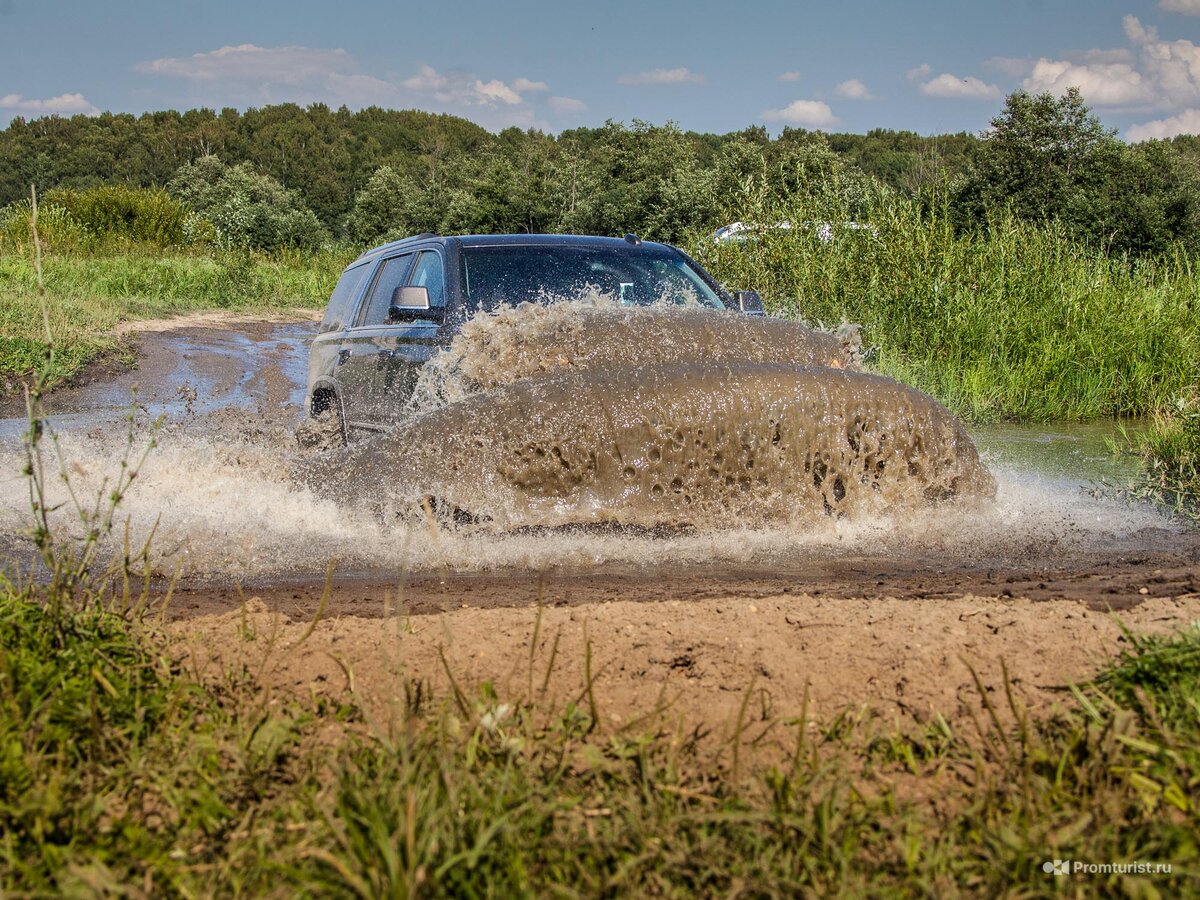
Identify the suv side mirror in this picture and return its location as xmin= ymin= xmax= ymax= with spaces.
xmin=735 ymin=290 xmax=764 ymax=316
xmin=388 ymin=286 xmax=438 ymax=322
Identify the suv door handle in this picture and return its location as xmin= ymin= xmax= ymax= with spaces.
xmin=336 ymin=348 xmax=351 ymax=366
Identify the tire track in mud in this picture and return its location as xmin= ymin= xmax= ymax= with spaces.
xmin=165 ymin=548 xmax=1200 ymax=621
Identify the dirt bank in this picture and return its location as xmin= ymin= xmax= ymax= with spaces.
xmin=175 ymin=590 xmax=1200 ymax=740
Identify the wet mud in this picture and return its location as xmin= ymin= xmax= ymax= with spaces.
xmin=410 ymin=300 xmax=861 ymax=411
xmin=305 ymin=299 xmax=984 ymax=530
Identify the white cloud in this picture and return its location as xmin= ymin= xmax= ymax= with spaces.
xmin=618 ymin=67 xmax=705 ymax=86
xmin=139 ymin=44 xmax=357 ymax=84
xmin=778 ymin=71 xmax=801 ymax=83
xmin=401 ymin=65 xmax=529 ymax=106
xmin=474 ymin=80 xmax=522 ymax=105
xmin=835 ymin=79 xmax=874 ymax=100
xmin=548 ymin=95 xmax=586 ymax=114
xmin=137 ymin=44 xmax=396 ymax=107
xmin=1127 ymin=107 xmax=1200 ymax=139
xmin=1022 ymin=58 xmax=1152 ymax=106
xmin=1160 ymin=0 xmax=1200 ymax=15
xmin=1123 ymin=16 xmax=1200 ymax=107
xmin=1074 ymin=47 xmax=1135 ymax=65
xmin=761 ymin=99 xmax=838 ymax=127
xmin=512 ymin=78 xmax=548 ymax=93
xmin=907 ymin=63 xmax=932 ymax=81
xmin=1014 ymin=17 xmax=1200 ymax=112
xmin=0 ymin=92 xmax=98 ymax=115
xmin=920 ymin=73 xmax=1002 ymax=99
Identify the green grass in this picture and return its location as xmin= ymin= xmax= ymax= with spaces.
xmin=0 ymin=246 xmax=351 ymax=391
xmin=2 ymin=575 xmax=1198 ymax=896
xmin=690 ymin=197 xmax=1200 ymax=423
xmin=1126 ymin=391 xmax=1200 ymax=520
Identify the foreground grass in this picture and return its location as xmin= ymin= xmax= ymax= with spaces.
xmin=692 ymin=199 xmax=1200 ymax=423
xmin=0 ymin=247 xmax=350 ymax=391
xmin=2 ymin=579 xmax=1197 ymax=896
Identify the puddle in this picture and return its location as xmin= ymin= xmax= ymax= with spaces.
xmin=972 ymin=420 xmax=1143 ymax=488
xmin=0 ymin=322 xmax=314 ymax=440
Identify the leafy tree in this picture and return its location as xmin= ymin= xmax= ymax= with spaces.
xmin=167 ymin=156 xmax=327 ymax=250
xmin=953 ymin=89 xmax=1117 ymax=229
xmin=347 ymin=166 xmax=424 ymax=244
xmin=956 ymin=88 xmax=1200 ymax=255
xmin=1099 ymin=140 xmax=1200 ymax=256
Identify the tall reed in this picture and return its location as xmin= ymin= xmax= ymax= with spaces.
xmin=692 ymin=192 xmax=1200 ymax=422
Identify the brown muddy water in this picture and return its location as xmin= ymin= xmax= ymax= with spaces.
xmin=0 ymin=309 xmax=1195 ymax=614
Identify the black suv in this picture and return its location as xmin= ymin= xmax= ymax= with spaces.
xmin=305 ymin=233 xmax=763 ymax=441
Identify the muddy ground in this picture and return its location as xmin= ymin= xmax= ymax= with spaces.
xmin=3 ymin=315 xmax=1198 ymax=735
xmin=176 ymin=594 xmax=1200 ymax=742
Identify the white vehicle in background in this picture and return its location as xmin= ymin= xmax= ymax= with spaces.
xmin=713 ymin=220 xmax=878 ymax=244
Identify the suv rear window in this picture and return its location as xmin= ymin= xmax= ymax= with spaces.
xmin=461 ymin=245 xmax=726 ymax=312
xmin=320 ymin=263 xmax=372 ymax=332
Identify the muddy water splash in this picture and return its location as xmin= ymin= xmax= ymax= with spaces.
xmin=409 ymin=298 xmax=861 ymax=413
xmin=343 ymin=362 xmax=994 ymax=529
xmin=0 ymin=308 xmax=1019 ymax=578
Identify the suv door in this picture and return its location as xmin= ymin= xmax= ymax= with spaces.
xmin=374 ymin=248 xmax=450 ymax=423
xmin=338 ymin=252 xmax=415 ymax=432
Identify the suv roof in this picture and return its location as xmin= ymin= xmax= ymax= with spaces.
xmin=351 ymin=233 xmax=671 ymax=266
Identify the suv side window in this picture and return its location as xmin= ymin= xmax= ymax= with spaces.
xmin=408 ymin=250 xmax=446 ymax=313
xmin=320 ymin=262 xmax=371 ymax=332
xmin=357 ymin=253 xmax=415 ymax=327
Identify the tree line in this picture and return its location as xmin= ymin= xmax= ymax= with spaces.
xmin=1 ymin=89 xmax=1198 ymax=257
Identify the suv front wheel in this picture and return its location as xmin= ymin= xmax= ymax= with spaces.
xmin=296 ymin=391 xmax=346 ymax=451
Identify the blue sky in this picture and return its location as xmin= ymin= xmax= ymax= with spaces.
xmin=2 ymin=0 xmax=1199 ymax=139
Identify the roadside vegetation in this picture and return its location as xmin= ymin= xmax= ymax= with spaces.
xmin=1127 ymin=392 xmax=1200 ymax=520
xmin=4 ymin=548 xmax=1199 ymax=894
xmin=0 ymin=189 xmax=348 ymax=390
xmin=694 ymin=195 xmax=1199 ymax=423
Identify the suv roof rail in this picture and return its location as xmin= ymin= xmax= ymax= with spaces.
xmin=354 ymin=232 xmax=440 ymax=262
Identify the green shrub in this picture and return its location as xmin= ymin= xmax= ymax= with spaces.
xmin=1130 ymin=390 xmax=1200 ymax=518
xmin=0 ymin=200 xmax=89 ymax=253
xmin=44 ymin=185 xmax=188 ymax=247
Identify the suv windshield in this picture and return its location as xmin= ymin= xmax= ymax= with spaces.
xmin=461 ymin=244 xmax=726 ymax=312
